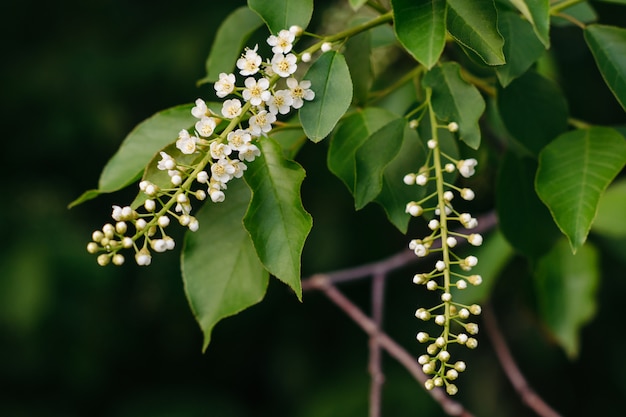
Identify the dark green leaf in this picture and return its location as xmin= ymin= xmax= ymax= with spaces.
xmin=270 ymin=127 xmax=307 ymax=160
xmin=198 ymin=7 xmax=264 ymax=85
xmin=551 ymin=2 xmax=597 ymax=27
xmin=344 ymin=29 xmax=372 ymax=105
xmin=248 ymin=0 xmax=313 ymax=34
xmin=585 ymin=24 xmax=626 ymax=111
xmin=243 ymin=136 xmax=312 ymax=300
xmin=535 ymin=127 xmax=626 ymax=252
xmin=391 ymin=0 xmax=446 ymax=69
xmin=349 ymin=0 xmax=368 ymax=10
xmin=592 ymin=178 xmax=626 ymax=238
xmin=535 ymin=238 xmax=599 ymax=358
xmin=354 ymin=118 xmax=407 ymax=209
xmin=509 ymin=0 xmax=550 ymax=47
xmin=422 ymin=62 xmax=485 ymax=149
xmin=498 ymin=71 xmax=569 ymax=155
xmin=69 ymin=104 xmax=194 ymax=208
xmin=447 ymin=0 xmax=505 ymax=66
xmin=182 ymin=180 xmax=269 ymax=352
xmin=328 ymin=108 xmax=397 ymax=194
xmin=299 ymin=51 xmax=353 ymax=142
xmin=495 ymin=10 xmax=546 ymax=86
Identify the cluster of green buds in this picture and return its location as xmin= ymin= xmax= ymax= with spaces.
xmin=87 ymin=26 xmax=315 ymax=266
xmin=403 ymin=121 xmax=482 ymax=395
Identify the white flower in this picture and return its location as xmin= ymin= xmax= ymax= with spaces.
xmin=405 ymin=202 xmax=423 ymax=217
xmin=195 ymin=116 xmax=217 ymax=137
xmin=460 ymin=188 xmax=475 ymax=200
xmin=301 ymin=52 xmax=311 ymax=63
xmin=403 ymin=173 xmax=416 ymax=185
xmin=238 ymin=143 xmax=261 ymax=162
xmin=271 ymin=53 xmax=298 ymax=77
xmin=191 ymin=98 xmax=208 ymax=118
xmin=321 ymin=42 xmax=332 ymax=52
xmin=221 ymin=99 xmax=242 ymax=119
xmin=242 ymin=77 xmax=271 ymax=106
xmin=415 ymin=174 xmax=428 ymax=185
xmin=214 ymin=72 xmax=236 ymax=98
xmin=267 ymin=89 xmax=294 ymax=115
xmin=236 ymin=45 xmax=262 ymax=76
xmin=157 ymin=152 xmax=176 ymax=171
xmin=230 ymin=159 xmax=247 ymax=178
xmin=286 ymin=78 xmax=315 ymax=108
xmin=289 ymin=25 xmax=303 ymax=36
xmin=176 ymin=129 xmax=199 ymax=154
xmin=135 ymin=249 xmax=152 ymax=266
xmin=457 ymin=158 xmax=478 ymax=178
xmin=427 ymin=139 xmax=437 ymax=149
xmin=197 ymin=171 xmax=209 ymax=183
xmin=249 ymin=110 xmax=276 ymax=136
xmin=211 ymin=158 xmax=236 ymax=183
xmin=227 ymin=129 xmax=252 ymax=151
xmin=209 ymin=141 xmax=232 ymax=160
xmin=209 ymin=189 xmax=225 ymax=203
xmin=468 ymin=233 xmax=483 ymax=246
xmin=267 ymin=29 xmax=295 ymax=54
xmin=448 ymin=122 xmax=459 ymax=132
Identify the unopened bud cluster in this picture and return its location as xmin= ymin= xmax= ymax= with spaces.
xmin=87 ymin=26 xmax=316 ymax=266
xmin=404 ymin=122 xmax=481 ymax=395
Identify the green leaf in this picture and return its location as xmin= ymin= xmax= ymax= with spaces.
xmin=422 ymin=62 xmax=485 ymax=150
xmin=592 ymin=178 xmax=626 ymax=238
xmin=69 ymin=104 xmax=194 ymax=208
xmin=551 ymin=2 xmax=597 ymax=27
xmin=243 ymin=136 xmax=312 ymax=300
xmin=535 ymin=238 xmax=599 ymax=358
xmin=496 ymin=151 xmax=560 ymax=258
xmin=509 ymin=0 xmax=550 ymax=47
xmin=535 ymin=127 xmax=626 ymax=252
xmin=354 ymin=118 xmax=407 ymax=209
xmin=498 ymin=71 xmax=569 ymax=155
xmin=349 ymin=0 xmax=368 ymax=10
xmin=495 ymin=10 xmax=546 ymax=87
xmin=270 ymin=127 xmax=307 ymax=160
xmin=299 ymin=51 xmax=353 ymax=142
xmin=198 ymin=7 xmax=264 ymax=85
xmin=592 ymin=0 xmax=626 ymax=4
xmin=328 ymin=107 xmax=397 ymax=194
xmin=247 ymin=0 xmax=313 ymax=34
xmin=344 ymin=28 xmax=372 ymax=105
xmin=375 ymin=125 xmax=426 ymax=233
xmin=182 ymin=181 xmax=269 ymax=352
xmin=446 ymin=0 xmax=505 ymax=66
xmin=584 ymin=24 xmax=626 ymax=111
xmin=391 ymin=0 xmax=446 ymax=69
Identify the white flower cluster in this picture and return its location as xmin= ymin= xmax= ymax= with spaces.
xmin=403 ymin=125 xmax=482 ymax=395
xmin=87 ymin=26 xmax=315 ymax=267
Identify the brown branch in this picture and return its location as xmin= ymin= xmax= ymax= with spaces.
xmin=369 ymin=273 xmax=385 ymax=417
xmin=307 ymin=276 xmax=474 ymax=417
xmin=482 ymin=304 xmax=563 ymax=417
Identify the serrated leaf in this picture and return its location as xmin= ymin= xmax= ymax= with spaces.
xmin=584 ymin=24 xmax=626 ymax=111
xmin=248 ymin=0 xmax=313 ymax=34
xmin=535 ymin=127 xmax=626 ymax=252
xmin=509 ymin=0 xmax=550 ymax=47
xmin=198 ymin=7 xmax=264 ymax=85
xmin=422 ymin=62 xmax=485 ymax=149
xmin=328 ymin=108 xmax=397 ymax=194
xmin=69 ymin=104 xmax=194 ymax=208
xmin=391 ymin=0 xmax=446 ymax=69
xmin=447 ymin=0 xmax=505 ymax=66
xmin=182 ymin=181 xmax=269 ymax=352
xmin=300 ymin=51 xmax=353 ymax=142
xmin=495 ymin=10 xmax=546 ymax=86
xmin=498 ymin=71 xmax=569 ymax=155
xmin=375 ymin=125 xmax=426 ymax=233
xmin=592 ymin=178 xmax=626 ymax=238
xmin=496 ymin=151 xmax=560 ymax=258
xmin=535 ymin=238 xmax=599 ymax=358
xmin=354 ymin=118 xmax=407 ymax=209
xmin=243 ymin=136 xmax=312 ymax=300
xmin=344 ymin=28 xmax=372 ymax=105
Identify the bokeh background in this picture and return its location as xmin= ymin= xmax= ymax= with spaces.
xmin=2 ymin=1 xmax=626 ymax=416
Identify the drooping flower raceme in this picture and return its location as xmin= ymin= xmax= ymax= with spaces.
xmin=87 ymin=28 xmax=315 ymax=267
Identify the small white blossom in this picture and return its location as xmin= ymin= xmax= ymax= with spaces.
xmin=321 ymin=42 xmax=332 ymax=52
xmin=195 ymin=116 xmax=217 ymax=138
xmin=230 ymin=159 xmax=247 ymax=178
xmin=428 ymin=219 xmax=439 ymax=230
xmin=445 ymin=163 xmax=455 ymax=173
xmin=157 ymin=152 xmax=176 ymax=171
xmin=446 ymin=236 xmax=458 ymax=247
xmin=460 ymin=188 xmax=475 ymax=200
xmin=267 ymin=29 xmax=295 ymax=54
xmin=227 ymin=129 xmax=252 ymax=151
xmin=267 ymin=89 xmax=294 ymax=115
xmin=197 ymin=171 xmax=209 ymax=184
xmin=448 ymin=122 xmax=459 ymax=132
xmin=301 ymin=52 xmax=311 ymax=62
xmin=210 ymin=141 xmax=233 ymax=160
xmin=289 ymin=25 xmax=303 ymax=36
xmin=221 ymin=99 xmax=243 ymax=119
xmin=176 ymin=129 xmax=199 ymax=154
xmin=415 ymin=174 xmax=428 ymax=186
xmin=405 ymin=202 xmax=423 ymax=217
xmin=249 ymin=110 xmax=276 ymax=136
xmin=238 ymin=143 xmax=261 ymax=162
xmin=435 ymin=260 xmax=446 ymax=271
xmin=468 ymin=233 xmax=483 ymax=246
xmin=242 ymin=77 xmax=271 ymax=106
xmin=135 ymin=249 xmax=152 ymax=266
xmin=236 ymin=45 xmax=262 ymax=76
xmin=457 ymin=158 xmax=478 ymax=178
xmin=403 ymin=173 xmax=416 ymax=185
xmin=211 ymin=158 xmax=236 ymax=183
xmin=427 ymin=139 xmax=437 ymax=149
xmin=286 ymin=78 xmax=315 ymax=108
xmin=271 ymin=53 xmax=298 ymax=77
xmin=191 ymin=98 xmax=208 ymax=119
xmin=214 ymin=72 xmax=236 ymax=98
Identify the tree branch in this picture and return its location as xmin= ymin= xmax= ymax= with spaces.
xmin=369 ymin=273 xmax=386 ymax=417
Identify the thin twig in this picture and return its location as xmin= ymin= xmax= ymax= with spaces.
xmin=369 ymin=272 xmax=386 ymax=417
xmin=307 ymin=276 xmax=474 ymax=417
xmin=483 ymin=304 xmax=563 ymax=417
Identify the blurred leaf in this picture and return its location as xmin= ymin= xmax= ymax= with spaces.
xmin=243 ymin=136 xmax=312 ymax=300
xmin=535 ymin=238 xmax=599 ymax=358
xmin=182 ymin=180 xmax=268 ymax=351
xmin=270 ymin=127 xmax=307 ymax=160
xmin=344 ymin=29 xmax=372 ymax=105
xmin=498 ymin=71 xmax=569 ymax=155
xmin=391 ymin=0 xmax=446 ymax=69
xmin=248 ymin=0 xmax=313 ymax=34
xmin=592 ymin=0 xmax=626 ymax=4
xmin=551 ymin=1 xmax=597 ymax=27
xmin=452 ymin=229 xmax=514 ymax=306
xmin=495 ymin=10 xmax=546 ymax=86
xmin=535 ymin=127 xmax=626 ymax=252
xmin=349 ymin=0 xmax=368 ymax=10
xmin=300 ymin=51 xmax=353 ymax=142
xmin=447 ymin=0 xmax=505 ymax=66
xmin=69 ymin=104 xmax=194 ymax=208
xmin=585 ymin=24 xmax=626 ymax=111
xmin=496 ymin=151 xmax=560 ymax=258
xmin=592 ymin=178 xmax=626 ymax=238
xmin=422 ymin=62 xmax=485 ymax=149
xmin=509 ymin=0 xmax=550 ymax=47
xmin=198 ymin=7 xmax=264 ymax=85
xmin=328 ymin=107 xmax=396 ymax=194
xmin=354 ymin=118 xmax=406 ymax=209
xmin=375 ymin=125 xmax=426 ymax=233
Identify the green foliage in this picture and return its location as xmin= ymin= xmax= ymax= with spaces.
xmin=509 ymin=0 xmax=550 ymax=47
xmin=248 ymin=0 xmax=313 ymax=34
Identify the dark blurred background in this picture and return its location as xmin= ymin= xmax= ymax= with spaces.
xmin=2 ymin=1 xmax=626 ymax=416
